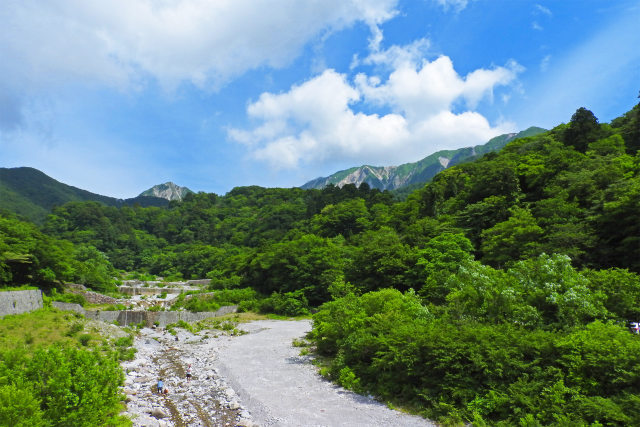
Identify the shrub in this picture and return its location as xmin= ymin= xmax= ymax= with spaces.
xmin=78 ymin=334 xmax=91 ymax=346
xmin=260 ymin=290 xmax=310 ymax=316
xmin=0 ymin=345 xmax=125 ymax=426
xmin=51 ymin=290 xmax=86 ymax=307
xmin=0 ymin=383 xmax=45 ymax=427
xmin=310 ymin=288 xmax=640 ymax=425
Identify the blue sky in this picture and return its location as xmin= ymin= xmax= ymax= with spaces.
xmin=1 ymin=0 xmax=639 ymax=198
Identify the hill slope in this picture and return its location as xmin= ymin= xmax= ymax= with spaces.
xmin=301 ymin=127 xmax=546 ymax=191
xmin=0 ymin=167 xmax=168 ymax=223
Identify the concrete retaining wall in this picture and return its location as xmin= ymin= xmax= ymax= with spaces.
xmin=186 ymin=279 xmax=211 ymax=286
xmin=0 ymin=290 xmax=43 ymax=317
xmin=51 ymin=301 xmax=85 ymax=314
xmin=51 ymin=303 xmax=238 ymax=327
xmin=118 ymin=287 xmax=187 ymax=296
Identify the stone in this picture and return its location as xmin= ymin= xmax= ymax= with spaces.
xmin=151 ymin=408 xmax=168 ymax=419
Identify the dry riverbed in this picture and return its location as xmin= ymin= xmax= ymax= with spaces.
xmin=121 ymin=319 xmax=434 ymax=427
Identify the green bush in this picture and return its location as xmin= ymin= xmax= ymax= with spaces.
xmin=0 ymin=345 xmax=125 ymax=426
xmin=310 ymin=288 xmax=640 ymax=425
xmin=65 ymin=322 xmax=84 ymax=337
xmin=0 ymin=383 xmax=46 ymax=427
xmin=51 ymin=290 xmax=86 ymax=307
xmin=172 ymin=288 xmax=262 ymax=312
xmin=260 ymin=290 xmax=310 ymax=316
xmin=78 ymin=334 xmax=91 ymax=346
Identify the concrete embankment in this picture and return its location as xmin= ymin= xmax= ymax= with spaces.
xmin=51 ymin=302 xmax=237 ymax=327
xmin=0 ymin=290 xmax=43 ymax=317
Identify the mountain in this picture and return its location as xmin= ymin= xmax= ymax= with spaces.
xmin=0 ymin=167 xmax=169 ymax=223
xmin=301 ymin=127 xmax=547 ymax=191
xmin=139 ymin=182 xmax=193 ymax=201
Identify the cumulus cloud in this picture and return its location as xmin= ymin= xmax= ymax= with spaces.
xmin=230 ymin=44 xmax=522 ymax=169
xmin=0 ymin=0 xmax=399 ymax=130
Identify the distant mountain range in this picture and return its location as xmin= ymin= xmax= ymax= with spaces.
xmin=0 ymin=167 xmax=172 ymax=223
xmin=301 ymin=127 xmax=547 ymax=191
xmin=1 ymin=128 xmax=545 ymax=223
xmin=139 ymin=182 xmax=193 ymax=201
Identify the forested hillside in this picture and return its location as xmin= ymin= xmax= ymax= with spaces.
xmin=1 ymin=103 xmax=640 ymax=425
xmin=0 ymin=167 xmax=168 ymax=224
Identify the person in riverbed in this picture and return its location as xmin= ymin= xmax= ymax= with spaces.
xmin=157 ymin=379 xmax=163 ymax=394
xmin=186 ymin=364 xmax=192 ymax=382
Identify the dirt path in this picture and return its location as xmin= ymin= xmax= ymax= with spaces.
xmin=214 ymin=319 xmax=434 ymax=427
xmin=121 ymin=319 xmax=434 ymax=427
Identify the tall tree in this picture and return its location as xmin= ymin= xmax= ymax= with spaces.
xmin=564 ymin=107 xmax=601 ymax=152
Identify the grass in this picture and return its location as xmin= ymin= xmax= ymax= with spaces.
xmin=0 ymin=307 xmax=131 ymax=354
xmin=0 ymin=285 xmax=40 ymax=292
xmin=0 ymin=308 xmax=99 ymax=351
xmin=265 ymin=313 xmax=312 ymax=321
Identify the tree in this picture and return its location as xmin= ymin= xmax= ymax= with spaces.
xmin=311 ymin=198 xmax=370 ymax=238
xmin=243 ymin=234 xmax=345 ymax=304
xmin=564 ymin=107 xmax=601 ymax=152
xmin=417 ymin=232 xmax=474 ymax=304
xmin=346 ymin=227 xmax=417 ymax=293
xmin=480 ymin=207 xmax=544 ymax=267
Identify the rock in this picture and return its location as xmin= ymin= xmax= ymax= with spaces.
xmin=151 ymin=408 xmax=168 ymax=419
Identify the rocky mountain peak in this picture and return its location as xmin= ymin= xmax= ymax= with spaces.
xmin=139 ymin=182 xmax=193 ymax=201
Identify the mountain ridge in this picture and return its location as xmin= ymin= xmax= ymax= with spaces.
xmin=301 ymin=127 xmax=547 ymax=191
xmin=0 ymin=167 xmax=169 ymax=223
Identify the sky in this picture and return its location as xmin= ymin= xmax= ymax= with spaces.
xmin=1 ymin=0 xmax=639 ymax=198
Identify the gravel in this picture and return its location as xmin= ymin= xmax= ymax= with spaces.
xmin=121 ymin=319 xmax=435 ymax=427
xmin=215 ymin=319 xmax=434 ymax=427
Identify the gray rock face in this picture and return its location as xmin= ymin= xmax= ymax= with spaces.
xmin=139 ymin=182 xmax=193 ymax=201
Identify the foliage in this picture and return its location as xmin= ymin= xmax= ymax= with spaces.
xmin=0 ymin=383 xmax=46 ymax=427
xmin=171 ymin=288 xmax=261 ymax=312
xmin=0 ymin=212 xmax=117 ymax=292
xmin=311 ymin=284 xmax=640 ymax=425
xmin=259 ymin=290 xmax=310 ymax=316
xmin=50 ymin=289 xmax=86 ymax=307
xmin=2 ymin=101 xmax=640 ymax=424
xmin=0 ymin=345 xmax=125 ymax=426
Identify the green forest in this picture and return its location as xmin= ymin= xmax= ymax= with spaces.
xmin=1 ymin=103 xmax=640 ymax=425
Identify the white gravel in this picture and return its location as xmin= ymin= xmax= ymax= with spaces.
xmin=214 ymin=319 xmax=434 ymax=427
xmin=121 ymin=319 xmax=435 ymax=427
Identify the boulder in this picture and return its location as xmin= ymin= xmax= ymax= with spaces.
xmin=150 ymin=408 xmax=168 ymax=419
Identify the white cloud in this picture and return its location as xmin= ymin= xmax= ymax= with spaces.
xmin=0 ymin=0 xmax=399 ymax=130
xmin=356 ymin=55 xmax=521 ymax=119
xmin=540 ymin=55 xmax=551 ymax=72
xmin=433 ymin=0 xmax=470 ymax=13
xmin=230 ymin=45 xmax=521 ymax=170
xmin=535 ymin=4 xmax=552 ymax=16
xmin=362 ymin=38 xmax=431 ymax=68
